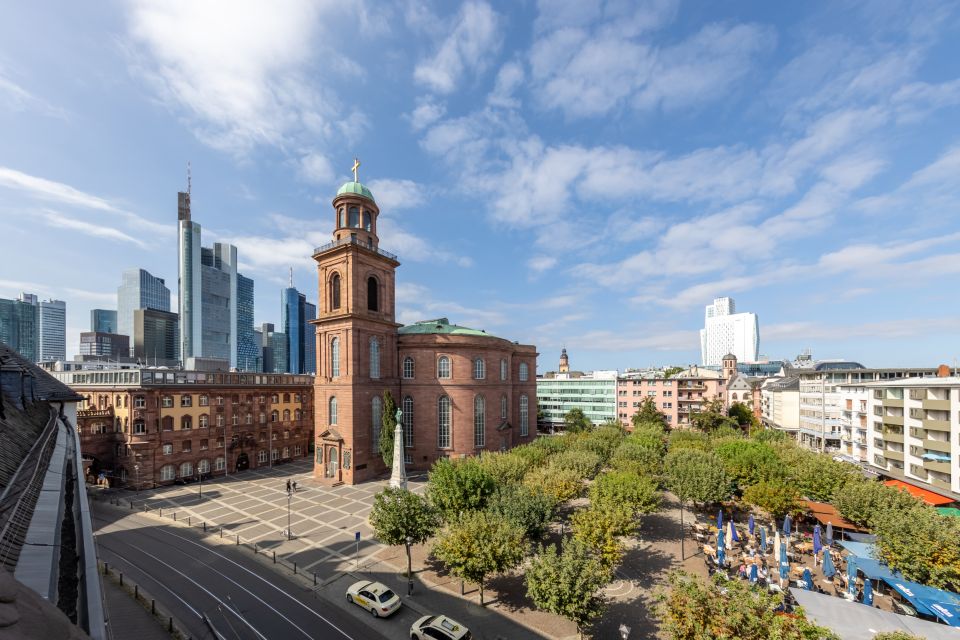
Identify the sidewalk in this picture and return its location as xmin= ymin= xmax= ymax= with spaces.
xmin=101 ymin=576 xmax=174 ymax=640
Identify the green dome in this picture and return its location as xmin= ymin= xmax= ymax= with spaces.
xmin=336 ymin=181 xmax=375 ymax=202
xmin=398 ymin=318 xmax=496 ymax=338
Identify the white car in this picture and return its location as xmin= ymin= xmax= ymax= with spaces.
xmin=410 ymin=614 xmax=472 ymax=640
xmin=345 ymin=580 xmax=401 ymax=617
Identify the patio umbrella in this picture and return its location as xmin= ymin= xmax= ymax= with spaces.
xmin=717 ymin=529 xmax=726 ymax=567
xmin=783 ymin=514 xmax=793 ymax=537
xmin=725 ymin=520 xmax=734 ymax=551
xmin=748 ymin=513 xmax=755 ymax=536
xmin=847 ymin=557 xmax=858 ymax=598
xmin=749 ymin=563 xmax=758 ymax=583
xmin=717 ymin=509 xmax=723 ymax=530
xmin=822 ymin=549 xmax=836 ymax=579
xmin=863 ymin=578 xmax=873 ymax=606
xmin=730 ymin=519 xmax=740 ymax=543
xmin=779 ymin=542 xmax=789 ymax=579
xmin=802 ymin=567 xmax=813 ymax=590
xmin=774 ymin=530 xmax=781 ymax=564
xmin=825 ymin=522 xmax=834 ymax=547
xmin=760 ymin=526 xmax=768 ymax=553
xmin=813 ymin=525 xmax=822 ymax=557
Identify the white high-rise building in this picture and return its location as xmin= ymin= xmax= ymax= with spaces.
xmin=38 ymin=299 xmax=66 ymax=362
xmin=699 ymin=296 xmax=759 ymax=366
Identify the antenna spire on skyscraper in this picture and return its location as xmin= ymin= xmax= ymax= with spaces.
xmin=289 ymin=267 xmax=293 ymax=288
xmin=187 ymin=161 xmax=192 ymax=195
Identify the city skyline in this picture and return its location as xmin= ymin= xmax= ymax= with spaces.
xmin=1 ymin=1 xmax=959 ymax=371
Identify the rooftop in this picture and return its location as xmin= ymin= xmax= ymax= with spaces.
xmin=335 ymin=180 xmax=375 ymax=202
xmin=398 ymin=318 xmax=493 ymax=338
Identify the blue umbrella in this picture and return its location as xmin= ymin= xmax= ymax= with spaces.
xmin=825 ymin=522 xmax=834 ymax=547
xmin=802 ymin=568 xmax=813 ymax=590
xmin=760 ymin=526 xmax=768 ymax=553
xmin=730 ymin=520 xmax=740 ymax=543
xmin=783 ymin=514 xmax=792 ymax=536
xmin=749 ymin=563 xmax=758 ymax=583
xmin=717 ymin=509 xmax=723 ymax=530
xmin=847 ymin=557 xmax=858 ymax=598
xmin=813 ymin=525 xmax=822 ymax=557
xmin=863 ymin=578 xmax=873 ymax=606
xmin=779 ymin=542 xmax=789 ymax=579
xmin=717 ymin=529 xmax=726 ymax=567
xmin=748 ymin=513 xmax=755 ymax=536
xmin=822 ymin=549 xmax=836 ymax=579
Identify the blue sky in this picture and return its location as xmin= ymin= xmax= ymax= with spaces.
xmin=1 ymin=0 xmax=959 ymax=371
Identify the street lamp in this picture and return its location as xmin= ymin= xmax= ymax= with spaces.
xmin=197 ymin=466 xmax=203 ymax=501
xmin=285 ymin=485 xmax=293 ymax=540
xmin=134 ymin=463 xmax=140 ymax=495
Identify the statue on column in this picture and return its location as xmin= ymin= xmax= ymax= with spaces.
xmin=389 ymin=408 xmax=407 ymax=490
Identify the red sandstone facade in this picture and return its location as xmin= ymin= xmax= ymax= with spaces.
xmin=312 ymin=179 xmax=537 ymax=485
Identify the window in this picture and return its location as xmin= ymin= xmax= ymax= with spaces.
xmin=283 ymin=409 xmax=291 ymax=421
xmin=259 ymin=432 xmax=266 ymax=442
xmin=367 ymin=276 xmax=379 ymax=311
xmin=403 ymin=396 xmax=414 ymax=447
xmin=181 ymin=395 xmax=192 ymax=407
xmin=258 ymin=450 xmax=267 ymax=463
xmin=282 ymin=446 xmax=289 ymax=458
xmin=271 ymin=410 xmax=279 ymax=422
xmin=272 ymin=449 xmax=279 ymax=461
xmin=500 ymin=359 xmax=507 ymax=381
xmin=404 ymin=452 xmax=413 ymax=465
xmin=331 ymin=274 xmax=341 ymax=310
xmin=199 ymin=395 xmax=209 ymax=406
xmin=501 ymin=395 xmax=507 ymax=420
xmin=216 ymin=396 xmax=224 ymax=406
xmin=337 ymin=206 xmax=345 ymax=227
xmin=162 ymin=396 xmax=173 ymax=408
xmin=403 ymin=356 xmax=415 ymax=379
xmin=216 ymin=414 xmax=224 ymax=427
xmin=162 ymin=443 xmax=173 ymax=455
xmin=294 ymin=445 xmax=302 ymax=456
xmin=133 ymin=421 xmax=146 ymax=435
xmin=438 ymin=395 xmax=451 ymax=448
xmin=134 ymin=395 xmax=146 ymax=408
xmin=474 ymin=358 xmax=485 ymax=380
xmin=271 ymin=394 xmax=279 ymax=403
xmin=160 ymin=465 xmax=175 ymax=481
xmin=370 ymin=337 xmax=380 ymax=379
xmin=199 ymin=414 xmax=209 ymax=428
xmin=200 ymin=439 xmax=208 ymax=450
xmin=519 ymin=362 xmax=529 ymax=382
xmin=214 ymin=457 xmax=225 ymax=471
xmin=181 ymin=415 xmax=192 ymax=430
xmin=246 ymin=413 xmax=253 ymax=425
xmin=474 ymin=395 xmax=485 ymax=448
xmin=216 ymin=438 xmax=224 ymax=448
xmin=295 ymin=409 xmax=302 ymax=420
xmin=284 ymin=429 xmax=290 ymax=439
xmin=259 ymin=412 xmax=266 ymax=424
xmin=348 ymin=205 xmax=360 ymax=228
xmin=372 ymin=396 xmax=382 ymax=451
xmin=331 ymin=337 xmax=340 ymax=377
xmin=198 ymin=459 xmax=210 ymax=473
xmin=283 ymin=393 xmax=290 ymax=403
xmin=438 ymin=356 xmax=451 ymax=379
xmin=329 ymin=396 xmax=338 ymax=424
xmin=182 ymin=440 xmax=192 ymax=452
xmin=519 ymin=395 xmax=529 ymax=436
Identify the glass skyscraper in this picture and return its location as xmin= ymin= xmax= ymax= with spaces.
xmin=281 ymin=286 xmax=316 ymax=374
xmin=38 ymin=299 xmax=66 ymax=362
xmin=118 ymin=268 xmax=171 ymax=355
xmin=237 ymin=274 xmax=260 ymax=371
xmin=0 ymin=293 xmax=39 ymax=362
xmin=90 ymin=309 xmax=117 ymax=333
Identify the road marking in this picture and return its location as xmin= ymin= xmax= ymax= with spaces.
xmin=97 ymin=542 xmax=203 ymax=619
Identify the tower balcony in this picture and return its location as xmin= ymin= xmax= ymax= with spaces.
xmin=314 ymin=235 xmax=397 ymax=261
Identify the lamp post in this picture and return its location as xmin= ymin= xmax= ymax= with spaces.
xmin=134 ymin=463 xmax=140 ymax=495
xmin=197 ymin=466 xmax=203 ymax=501
xmin=285 ymin=485 xmax=293 ymax=540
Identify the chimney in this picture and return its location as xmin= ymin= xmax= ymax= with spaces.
xmin=937 ymin=364 xmax=950 ymax=378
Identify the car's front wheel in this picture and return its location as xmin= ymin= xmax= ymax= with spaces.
xmin=370 ymin=608 xmax=379 ymax=618
xmin=346 ymin=594 xmax=352 ymax=603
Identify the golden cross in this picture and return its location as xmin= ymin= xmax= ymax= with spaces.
xmin=351 ymin=157 xmax=361 ymax=182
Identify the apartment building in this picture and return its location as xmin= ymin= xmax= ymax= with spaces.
xmin=865 ymin=375 xmax=959 ymax=500
xmin=836 ymin=383 xmax=870 ymax=462
xmin=539 ymin=370 xmax=618 ymax=430
xmin=617 ymin=365 xmax=726 ymax=429
xmin=761 ymin=375 xmax=800 ymax=434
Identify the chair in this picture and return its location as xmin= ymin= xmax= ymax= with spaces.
xmin=892 ymin=600 xmax=917 ymax=617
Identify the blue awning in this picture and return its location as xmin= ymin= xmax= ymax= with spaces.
xmin=839 ymin=541 xmax=878 ymax=559
xmin=845 ymin=532 xmax=878 ymax=543
xmin=922 ymin=452 xmax=952 ymax=462
xmin=889 ymin=580 xmax=960 ymax=627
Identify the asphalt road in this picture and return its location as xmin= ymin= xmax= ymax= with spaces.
xmin=93 ymin=502 xmax=392 ymax=640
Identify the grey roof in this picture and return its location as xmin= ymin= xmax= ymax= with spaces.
xmin=0 ymin=342 xmax=84 ymax=403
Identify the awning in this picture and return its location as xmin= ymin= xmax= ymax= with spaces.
xmin=884 ymin=479 xmax=955 ymax=506
xmin=805 ymin=501 xmax=868 ymax=532
xmin=922 ymin=452 xmax=952 ymax=462
xmin=839 ymin=540 xmax=878 ymax=559
xmin=845 ymin=532 xmax=878 ymax=543
xmin=888 ymin=579 xmax=960 ymax=627
xmin=937 ymin=507 xmax=960 ymax=518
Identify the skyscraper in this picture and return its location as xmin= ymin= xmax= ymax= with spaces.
xmin=0 ymin=293 xmax=39 ymax=361
xmin=699 ymin=296 xmax=759 ymax=366
xmin=259 ymin=322 xmax=287 ymax=374
xmin=38 ymin=299 xmax=66 ymax=362
xmin=177 ymin=182 xmax=256 ymax=370
xmin=281 ymin=282 xmax=317 ymax=374
xmin=90 ymin=309 xmax=117 ymax=333
xmin=117 ymin=268 xmax=171 ymax=354
xmin=133 ymin=309 xmax=179 ymax=365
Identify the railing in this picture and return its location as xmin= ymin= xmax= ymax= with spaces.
xmin=313 ymin=235 xmax=397 ymax=261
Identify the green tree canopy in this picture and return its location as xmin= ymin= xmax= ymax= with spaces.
xmin=590 ymin=470 xmax=661 ymax=517
xmin=833 ymin=479 xmax=920 ymax=528
xmin=549 ymin=449 xmax=603 ymax=480
xmin=428 ymin=457 xmax=497 ymax=521
xmin=742 ymin=481 xmax=804 ymax=519
xmin=571 ymin=502 xmax=635 ymax=569
xmin=873 ymin=503 xmax=960 ymax=592
xmin=714 ymin=439 xmax=784 ymax=487
xmin=369 ymin=487 xmax=440 ymax=577
xmin=563 ymin=407 xmax=593 ymax=433
xmin=485 ymin=482 xmax=556 ymax=540
xmin=690 ymin=398 xmax=741 ymax=433
xmin=610 ymin=441 xmax=664 ymax=478
xmin=378 ymin=390 xmax=398 ymax=467
xmin=781 ymin=449 xmax=861 ymax=502
xmin=477 ymin=450 xmax=531 ymax=485
xmin=632 ymin=396 xmax=669 ymax=430
xmin=523 ymin=465 xmax=583 ymax=503
xmin=663 ymin=366 xmax=684 ymax=378
xmin=727 ymin=401 xmax=759 ymax=433
xmin=526 ymin=538 xmax=611 ymax=636
xmin=667 ymin=430 xmax=711 ymax=453
xmin=663 ymin=449 xmax=732 ymax=506
xmin=432 ymin=511 xmax=525 ymax=605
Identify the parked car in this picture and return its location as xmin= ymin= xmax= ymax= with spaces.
xmin=410 ymin=615 xmax=471 ymax=640
xmin=345 ymin=580 xmax=401 ymax=617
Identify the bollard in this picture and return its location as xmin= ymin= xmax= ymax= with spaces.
xmin=294 ymin=562 xmax=297 ymax=575
xmin=220 ymin=527 xmax=223 ymax=538
xmin=254 ymin=543 xmax=258 ymax=555
xmin=135 ymin=585 xmax=139 ymax=599
xmin=173 ymin=512 xmax=177 ymax=521
xmin=152 ymin=599 xmax=156 ymax=615
xmin=273 ymin=551 xmax=276 ymax=564
xmin=187 ymin=516 xmax=191 ymax=526
xmin=313 ymin=572 xmax=317 ymax=586
xmin=120 ymin=572 xmax=123 ymax=586
xmin=159 ymin=508 xmax=162 ymax=518
xmin=168 ymin=617 xmax=173 ymax=632
xmin=129 ymin=501 xmax=134 ymax=509
xmin=103 ymin=562 xmax=109 ymax=575
xmin=236 ymin=535 xmax=240 ymax=545
xmin=203 ymin=522 xmax=207 ymax=532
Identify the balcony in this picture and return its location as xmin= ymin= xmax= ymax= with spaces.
xmin=922 ymin=399 xmax=950 ymax=411
xmin=909 ymin=427 xmax=926 ymax=439
xmin=884 ymin=449 xmax=905 ymax=462
xmin=881 ymin=398 xmax=904 ymax=408
xmin=883 ymin=431 xmax=904 ymax=444
xmin=923 ymin=439 xmax=952 ymax=454
xmin=930 ymin=477 xmax=953 ymax=492
xmin=313 ymin=235 xmax=398 ymax=261
xmin=909 ymin=389 xmax=925 ymax=401
xmin=923 ymin=418 xmax=950 ymax=432
xmin=882 ymin=415 xmax=904 ymax=426
xmin=923 ymin=459 xmax=953 ymax=474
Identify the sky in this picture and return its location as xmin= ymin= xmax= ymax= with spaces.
xmin=1 ymin=0 xmax=959 ymax=372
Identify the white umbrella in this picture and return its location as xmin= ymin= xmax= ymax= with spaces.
xmin=726 ymin=521 xmax=734 ymax=551
xmin=774 ymin=530 xmax=782 ymax=564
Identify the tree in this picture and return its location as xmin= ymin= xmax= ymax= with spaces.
xmin=690 ymin=398 xmax=740 ymax=433
xmin=873 ymin=633 xmax=925 ymax=640
xmin=663 ymin=366 xmax=684 ymax=378
xmin=378 ymin=390 xmax=398 ymax=467
xmin=632 ymin=397 xmax=669 ymax=430
xmin=610 ymin=444 xmax=663 ymax=478
xmin=714 ymin=439 xmax=784 ymax=487
xmin=873 ymin=503 xmax=960 ymax=592
xmin=427 ymin=457 xmax=497 ymax=521
xmin=563 ymin=407 xmax=592 ymax=433
xmin=657 ymin=571 xmax=839 ymax=640
xmin=477 ymin=450 xmax=531 ymax=485
xmin=526 ymin=538 xmax=611 ymax=638
xmin=549 ymin=449 xmax=603 ymax=480
xmin=432 ymin=511 xmax=525 ymax=605
xmin=523 ymin=465 xmax=583 ymax=503
xmin=663 ymin=450 xmax=732 ymax=506
xmin=369 ymin=487 xmax=439 ymax=577
xmin=833 ymin=479 xmax=920 ymax=527
xmin=571 ymin=502 xmax=635 ymax=569
xmin=485 ymin=482 xmax=555 ymax=540
xmin=782 ymin=449 xmax=861 ymax=502
xmin=667 ymin=430 xmax=711 ymax=452
xmin=727 ymin=401 xmax=759 ymax=433
xmin=590 ymin=470 xmax=661 ymax=517
xmin=742 ymin=481 xmax=804 ymax=519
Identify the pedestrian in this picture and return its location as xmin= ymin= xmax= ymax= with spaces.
xmin=292 ymin=480 xmax=298 ymax=492
xmin=286 ymin=479 xmax=291 ymax=493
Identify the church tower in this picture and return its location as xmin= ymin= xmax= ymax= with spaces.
xmin=722 ymin=353 xmax=738 ymax=381
xmin=559 ymin=347 xmax=569 ymax=373
xmin=312 ymin=159 xmax=401 ymax=484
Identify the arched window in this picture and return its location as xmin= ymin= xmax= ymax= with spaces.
xmin=438 ymin=395 xmax=451 ymax=448
xmin=330 ymin=274 xmax=341 ymax=310
xmin=337 ymin=207 xmax=345 ymax=227
xmin=519 ymin=362 xmax=529 ymax=381
xmin=732 ymin=393 xmax=738 ymax=400
xmin=282 ymin=409 xmax=291 ymax=421
xmin=246 ymin=412 xmax=253 ymax=424
xmin=403 ymin=396 xmax=414 ymax=447
xmin=198 ymin=459 xmax=210 ymax=474
xmin=364 ymin=209 xmax=372 ymax=232
xmin=501 ymin=395 xmax=507 ymax=420
xmin=370 ymin=337 xmax=380 ymax=379
xmin=283 ymin=393 xmax=290 ymax=402
xmin=372 ymin=396 xmax=382 ymax=452
xmin=214 ymin=457 xmax=225 ymax=471
xmin=295 ymin=409 xmax=302 ymax=420
xmin=474 ymin=358 xmax=485 ymax=380
xmin=258 ymin=450 xmax=267 ymax=463
xmin=437 ymin=356 xmax=451 ymax=379
xmin=331 ymin=337 xmax=340 ymax=377
xmin=367 ymin=276 xmax=379 ymax=311
xmin=271 ymin=410 xmax=279 ymax=422
xmin=329 ymin=396 xmax=337 ymax=424
xmin=181 ymin=415 xmax=192 ymax=430
xmin=162 ymin=416 xmax=173 ymax=431
xmin=500 ymin=359 xmax=507 ymax=381
xmin=474 ymin=395 xmax=485 ymax=448
xmin=179 ymin=461 xmax=193 ymax=477
xmin=520 ymin=395 xmax=529 ymax=437
xmin=403 ymin=356 xmax=415 ymax=379
xmin=349 ymin=206 xmax=360 ymax=228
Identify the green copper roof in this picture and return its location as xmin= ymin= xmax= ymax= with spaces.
xmin=336 ymin=181 xmax=375 ymax=202
xmin=399 ymin=318 xmax=493 ymax=337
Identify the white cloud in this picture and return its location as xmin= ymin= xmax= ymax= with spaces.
xmin=527 ymin=255 xmax=557 ymax=274
xmin=0 ymin=68 xmax=66 ymax=118
xmin=297 ymin=152 xmax=335 ymax=185
xmin=413 ymin=1 xmax=502 ymax=94
xmin=488 ymin=61 xmax=525 ymax=108
xmin=367 ymin=179 xmax=426 ymax=211
xmin=40 ymin=210 xmax=147 ymax=248
xmin=763 ymin=317 xmax=960 ymax=343
xmin=408 ymin=99 xmax=447 ymax=131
